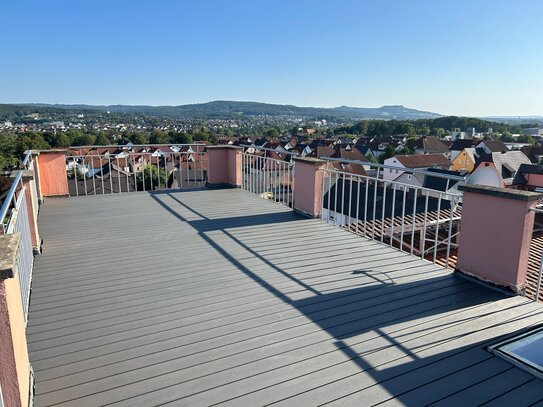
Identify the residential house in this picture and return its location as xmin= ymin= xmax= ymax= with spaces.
xmin=411 ymin=136 xmax=449 ymax=155
xmin=394 ymin=172 xmax=426 ymax=188
xmin=449 ymin=139 xmax=477 ymax=160
xmin=383 ymin=154 xmax=451 ymax=184
xmin=353 ymin=144 xmax=378 ymax=162
xmin=521 ymin=145 xmax=543 ymax=164
xmin=422 ymin=168 xmax=467 ymax=197
xmin=450 ymin=148 xmax=478 ymax=172
xmin=475 ymin=140 xmax=508 ymax=155
xmin=512 ymin=164 xmax=543 ymax=191
xmin=472 ymin=150 xmax=531 ymax=187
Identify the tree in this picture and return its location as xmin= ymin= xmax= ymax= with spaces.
xmin=72 ymin=133 xmax=96 ymax=146
xmin=129 ymin=132 xmax=149 ymax=145
xmin=517 ymin=135 xmax=534 ymax=144
xmin=136 ymin=164 xmax=169 ymax=190
xmin=53 ymin=133 xmax=71 ymax=148
xmin=265 ymin=128 xmax=279 ymax=138
xmin=95 ymin=134 xmax=111 ymax=146
xmin=149 ymin=130 xmax=170 ymax=144
xmin=378 ymin=145 xmax=396 ymax=163
xmin=429 ymin=127 xmax=446 ymax=137
xmin=172 ymin=132 xmax=193 ymax=144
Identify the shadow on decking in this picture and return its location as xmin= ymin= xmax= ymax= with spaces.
xmin=148 ymin=190 xmax=539 ymax=404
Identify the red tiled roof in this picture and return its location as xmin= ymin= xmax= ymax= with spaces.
xmin=394 ymin=154 xmax=450 ymax=168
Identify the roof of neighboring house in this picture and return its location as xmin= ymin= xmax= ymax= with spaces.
xmin=413 ymin=136 xmax=449 ymax=153
xmin=323 ymin=178 xmax=452 ymax=220
xmin=392 ymin=154 xmax=451 ymax=169
xmin=316 ymin=146 xmax=336 ymax=158
xmin=449 ymin=139 xmax=477 ymax=151
xmin=521 ymin=146 xmax=543 ymax=164
xmin=253 ymin=137 xmax=268 ymax=147
xmin=479 ymin=140 xmax=509 ymax=153
xmin=328 ymin=161 xmax=367 ymax=177
xmin=512 ymin=163 xmax=543 ymax=186
xmin=517 ymin=163 xmax=543 ymax=176
xmin=353 ymin=145 xmax=374 ymax=156
xmin=308 ymin=139 xmax=333 ymax=150
xmin=332 ymin=148 xmax=370 ymax=162
xmin=423 ymin=168 xmax=466 ymax=192
xmin=395 ymin=171 xmax=426 ymax=185
xmin=475 ymin=151 xmax=532 ymax=185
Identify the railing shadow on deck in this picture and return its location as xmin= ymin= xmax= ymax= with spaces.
xmin=147 ymin=189 xmax=540 ymax=404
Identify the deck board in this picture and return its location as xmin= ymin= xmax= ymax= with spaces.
xmin=27 ymin=189 xmax=543 ymax=406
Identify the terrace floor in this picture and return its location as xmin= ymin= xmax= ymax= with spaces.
xmin=27 ymin=188 xmax=543 ymax=406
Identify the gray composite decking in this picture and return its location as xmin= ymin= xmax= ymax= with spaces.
xmin=27 ymin=188 xmax=543 ymax=406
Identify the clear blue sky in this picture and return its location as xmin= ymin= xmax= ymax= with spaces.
xmin=1 ymin=0 xmax=542 ymax=116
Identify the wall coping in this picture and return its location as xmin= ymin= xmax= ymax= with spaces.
xmin=0 ymin=233 xmax=21 ymax=279
xmin=10 ymin=170 xmax=34 ymax=181
xmin=35 ymin=149 xmax=67 ymax=155
xmin=205 ymin=145 xmax=242 ymax=151
xmin=458 ymin=184 xmax=543 ymax=202
xmin=293 ymin=157 xmax=327 ymax=165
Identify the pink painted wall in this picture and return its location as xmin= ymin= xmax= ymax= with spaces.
xmin=207 ymin=148 xmax=229 ymax=185
xmin=457 ymin=188 xmax=538 ymax=291
xmin=293 ymin=158 xmax=326 ymax=217
xmin=207 ymin=147 xmax=241 ymax=186
xmin=0 ymin=272 xmax=30 ymax=407
xmin=37 ymin=152 xmax=69 ymax=197
xmin=227 ymin=148 xmax=242 ymax=186
xmin=526 ymin=173 xmax=543 ymax=188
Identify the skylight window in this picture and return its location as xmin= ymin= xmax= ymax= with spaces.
xmin=490 ymin=327 xmax=543 ymax=378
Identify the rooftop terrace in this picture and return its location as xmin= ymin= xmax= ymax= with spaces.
xmin=27 ymin=188 xmax=543 ymax=406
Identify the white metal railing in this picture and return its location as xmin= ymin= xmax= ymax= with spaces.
xmin=8 ymin=187 xmax=34 ymax=323
xmin=320 ymin=164 xmax=464 ymax=270
xmin=65 ymin=146 xmax=207 ymax=196
xmin=527 ymin=207 xmax=543 ymax=302
xmin=0 ymin=171 xmax=35 ymax=323
xmin=241 ymin=150 xmax=295 ymax=208
xmin=23 ymin=151 xmax=40 ymax=214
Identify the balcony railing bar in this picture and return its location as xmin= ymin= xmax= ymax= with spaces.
xmin=66 ymin=150 xmax=206 ymax=196
xmin=241 ymin=152 xmax=294 ymax=208
xmin=320 ymin=167 xmax=462 ymax=270
xmin=322 ymin=156 xmax=468 ymax=181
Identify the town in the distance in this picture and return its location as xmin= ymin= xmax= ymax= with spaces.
xmin=1 ymin=101 xmax=543 ymax=194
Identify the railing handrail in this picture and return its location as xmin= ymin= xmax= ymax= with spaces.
xmin=321 ymin=156 xmax=468 ymax=182
xmin=67 ymin=150 xmax=200 ymax=157
xmin=0 ymin=171 xmax=23 ymax=232
xmin=67 ymin=143 xmax=207 ymax=149
xmin=22 ymin=150 xmax=32 ymax=167
xmin=241 ymin=153 xmax=295 ymax=167
xmin=321 ymin=167 xmax=463 ymax=198
xmin=240 ymin=144 xmax=299 ymax=156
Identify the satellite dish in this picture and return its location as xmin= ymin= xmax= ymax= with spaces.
xmin=466 ymin=166 xmax=502 ymax=188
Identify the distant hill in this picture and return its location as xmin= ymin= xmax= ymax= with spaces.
xmin=0 ymin=101 xmax=442 ymax=120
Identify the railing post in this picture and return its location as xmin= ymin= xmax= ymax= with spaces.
xmin=0 ymin=234 xmax=32 ymax=407
xmin=456 ymin=185 xmax=543 ymax=294
xmin=292 ymin=157 xmax=327 ymax=218
xmin=206 ymin=146 xmax=242 ymax=188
